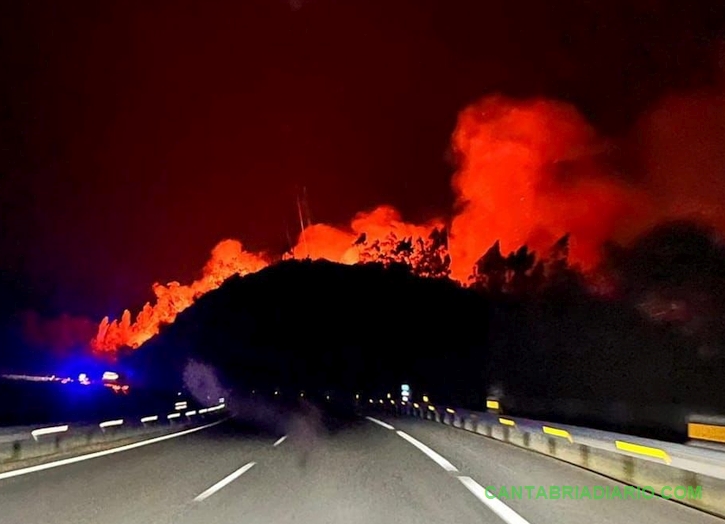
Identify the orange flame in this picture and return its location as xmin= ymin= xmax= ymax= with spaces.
xmin=91 ymin=240 xmax=268 ymax=353
xmin=448 ymin=95 xmax=641 ymax=280
xmin=93 ymin=94 xmax=702 ymax=354
xmin=292 ymin=205 xmax=443 ymax=263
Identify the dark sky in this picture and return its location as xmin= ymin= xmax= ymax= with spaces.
xmin=1 ymin=0 xmax=724 ymax=318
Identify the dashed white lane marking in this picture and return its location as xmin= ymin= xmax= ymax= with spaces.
xmin=371 ymin=419 xmax=531 ymax=524
xmin=0 ymin=420 xmax=226 ymax=481
xmin=273 ymin=435 xmax=288 ymax=447
xmin=458 ymin=476 xmax=532 ymax=524
xmin=365 ymin=416 xmax=395 ymax=430
xmin=194 ymin=461 xmax=256 ymax=502
xmin=395 ymin=430 xmax=458 ymax=472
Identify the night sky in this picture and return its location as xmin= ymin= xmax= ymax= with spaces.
xmin=2 ymin=0 xmax=725 ymax=320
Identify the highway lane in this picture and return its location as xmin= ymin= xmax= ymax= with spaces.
xmin=0 ymin=420 xmax=279 ymax=524
xmin=381 ymin=414 xmax=723 ymax=524
xmin=177 ymin=417 xmax=489 ymax=524
xmin=0 ymin=410 xmax=723 ymax=524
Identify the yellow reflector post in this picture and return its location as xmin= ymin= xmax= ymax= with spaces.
xmin=446 ymin=408 xmax=455 ymax=414
xmin=688 ymin=422 xmax=725 ymax=444
xmin=498 ymin=417 xmax=516 ymax=427
xmin=615 ymin=440 xmax=671 ymax=464
xmin=428 ymin=405 xmax=436 ymax=411
xmin=486 ymin=399 xmax=500 ymax=410
xmin=542 ymin=425 xmax=573 ymax=443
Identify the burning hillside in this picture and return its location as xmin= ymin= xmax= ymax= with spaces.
xmin=92 ymin=93 xmax=725 ymax=354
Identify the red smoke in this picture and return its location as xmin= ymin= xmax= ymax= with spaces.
xmin=293 ymin=205 xmax=443 ymax=263
xmin=92 ymin=90 xmax=725 ymax=354
xmin=20 ymin=311 xmax=96 ymax=357
xmin=448 ymin=96 xmax=642 ymax=280
xmin=631 ymin=82 xmax=725 ymax=235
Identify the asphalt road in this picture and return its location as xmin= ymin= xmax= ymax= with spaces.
xmin=0 ymin=410 xmax=722 ymax=524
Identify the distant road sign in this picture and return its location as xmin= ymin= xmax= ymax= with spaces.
xmin=401 ymin=384 xmax=411 ymax=401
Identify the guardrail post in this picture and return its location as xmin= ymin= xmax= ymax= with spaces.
xmin=470 ymin=415 xmax=479 ymax=433
xmin=580 ymin=444 xmax=589 ymax=468
xmin=623 ymin=455 xmax=635 ymax=484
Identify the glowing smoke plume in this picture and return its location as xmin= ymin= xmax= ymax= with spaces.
xmin=92 ymin=91 xmax=725 ymax=354
xmin=448 ymin=96 xmax=642 ymax=280
xmin=292 ymin=205 xmax=443 ymax=263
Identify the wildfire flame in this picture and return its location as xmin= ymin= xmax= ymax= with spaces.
xmin=448 ymin=96 xmax=642 ymax=280
xmin=92 ymin=240 xmax=268 ymax=353
xmin=91 ymin=207 xmax=442 ymax=353
xmin=91 ymin=94 xmax=716 ymax=354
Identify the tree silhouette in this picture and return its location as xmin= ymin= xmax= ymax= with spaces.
xmin=356 ymin=228 xmax=451 ymax=278
xmin=469 ymin=234 xmax=581 ymax=296
xmin=470 ymin=241 xmax=507 ymax=294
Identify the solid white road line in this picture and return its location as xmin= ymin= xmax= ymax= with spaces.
xmin=194 ymin=462 xmax=256 ymax=502
xmin=273 ymin=435 xmax=287 ymax=447
xmin=458 ymin=476 xmax=531 ymax=524
xmin=0 ymin=419 xmax=226 ymax=481
xmin=365 ymin=416 xmax=395 ymax=430
xmin=395 ymin=430 xmax=458 ymax=472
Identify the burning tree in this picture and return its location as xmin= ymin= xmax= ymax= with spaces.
xmin=355 ymin=227 xmax=451 ymax=279
xmin=468 ymin=234 xmax=579 ymax=296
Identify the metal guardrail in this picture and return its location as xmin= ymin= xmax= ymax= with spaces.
xmin=374 ymin=400 xmax=725 ymax=519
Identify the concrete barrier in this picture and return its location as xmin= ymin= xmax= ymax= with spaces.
xmin=0 ymin=402 xmax=228 ymax=472
xmin=381 ymin=402 xmax=725 ymax=519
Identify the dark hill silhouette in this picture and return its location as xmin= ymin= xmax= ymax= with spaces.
xmin=125 ymin=259 xmax=489 ymax=402
xmin=122 ymin=255 xmax=724 ymax=441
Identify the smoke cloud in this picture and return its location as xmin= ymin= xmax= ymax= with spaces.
xmin=19 ymin=310 xmax=96 ymax=357
xmin=92 ymin=76 xmax=725 ymax=354
xmin=629 ymin=76 xmax=725 ymax=235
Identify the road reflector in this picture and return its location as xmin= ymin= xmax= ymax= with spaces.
xmin=486 ymin=399 xmax=500 ymax=411
xmin=498 ymin=417 xmax=515 ymax=427
xmin=446 ymin=408 xmax=456 ymax=414
xmin=542 ymin=425 xmax=572 ymax=443
xmin=688 ymin=422 xmax=725 ymax=444
xmin=99 ymin=419 xmax=123 ymax=429
xmin=31 ymin=425 xmax=69 ymax=440
xmin=428 ymin=405 xmax=436 ymax=411
xmin=615 ymin=440 xmax=671 ymax=464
